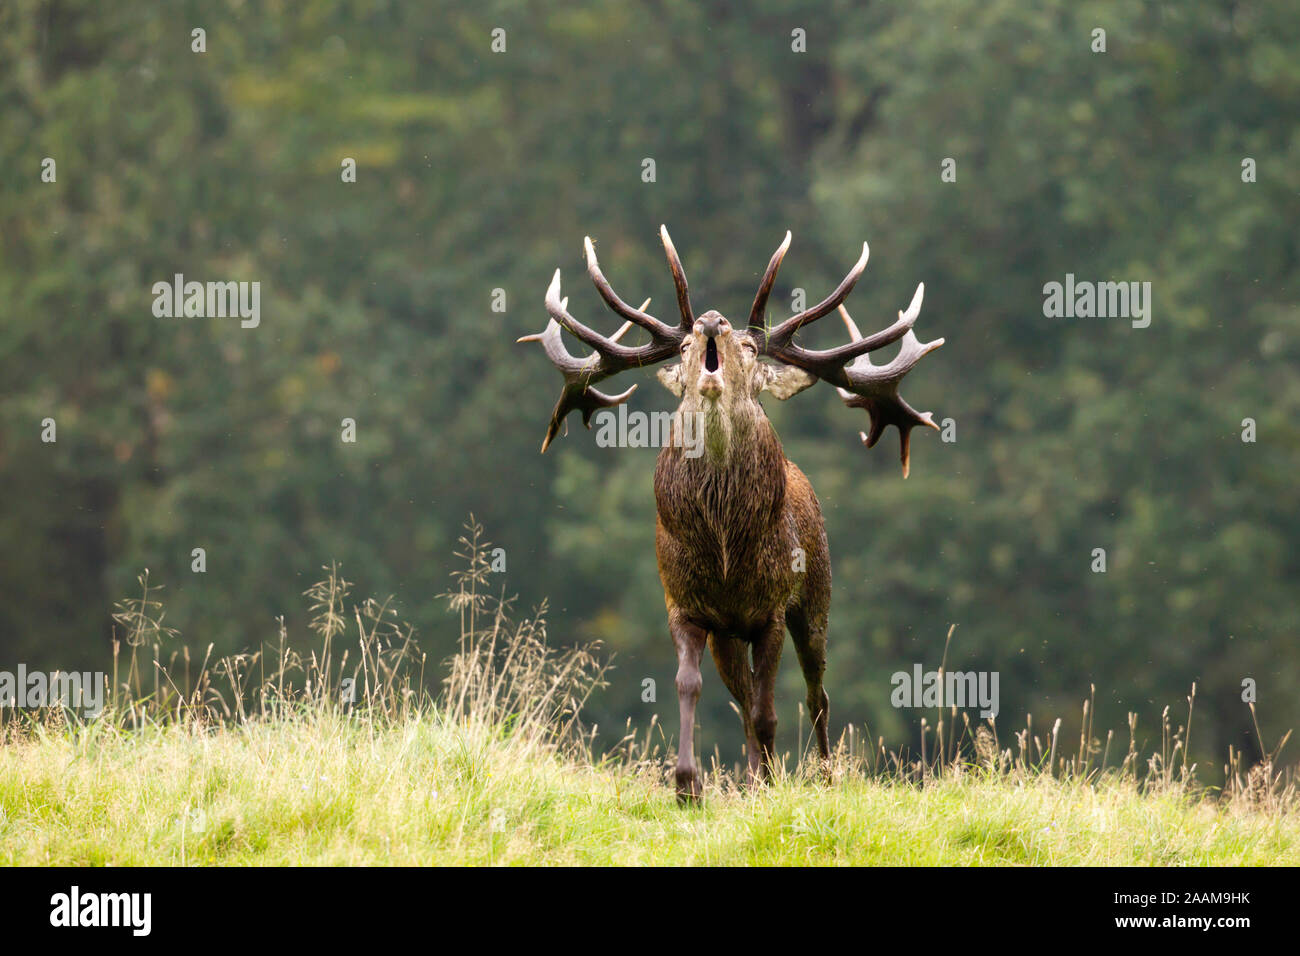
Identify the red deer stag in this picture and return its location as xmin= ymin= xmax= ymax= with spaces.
xmin=519 ymin=227 xmax=943 ymax=801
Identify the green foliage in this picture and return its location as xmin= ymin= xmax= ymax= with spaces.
xmin=0 ymin=0 xmax=1296 ymax=775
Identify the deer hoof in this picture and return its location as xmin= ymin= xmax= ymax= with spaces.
xmin=675 ymin=765 xmax=702 ymax=804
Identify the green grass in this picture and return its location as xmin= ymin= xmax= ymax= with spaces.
xmin=1 ymin=710 xmax=1297 ymax=865
xmin=2 ymin=522 xmax=1296 ymax=866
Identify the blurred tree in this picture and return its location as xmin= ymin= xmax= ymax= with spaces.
xmin=0 ymin=0 xmax=1294 ymax=775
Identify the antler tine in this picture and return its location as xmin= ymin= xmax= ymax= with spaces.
xmin=764 ymin=240 xmax=870 ymax=346
xmin=516 ymin=317 xmax=639 ymax=452
xmin=821 ymin=284 xmax=944 ymax=478
xmin=522 ymin=256 xmax=684 ymax=452
xmin=760 ymin=268 xmax=940 ymax=476
xmin=584 ymin=237 xmax=678 ymax=340
xmin=782 ymin=281 xmax=924 ymax=373
xmin=524 ymin=307 xmax=639 ymax=349
xmin=839 ymin=336 xmax=944 ymax=478
xmin=545 ymin=269 xmax=652 ymax=361
xmin=837 ymin=304 xmax=863 ymax=341
xmin=658 ymin=224 xmax=694 ymax=331
xmin=748 ymin=230 xmax=792 ymax=333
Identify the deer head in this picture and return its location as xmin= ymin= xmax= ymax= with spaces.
xmin=519 ymin=226 xmax=944 ymax=476
xmin=653 ymin=309 xmax=817 ymax=464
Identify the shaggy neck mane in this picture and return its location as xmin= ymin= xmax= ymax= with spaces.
xmin=658 ymin=402 xmax=787 ymax=555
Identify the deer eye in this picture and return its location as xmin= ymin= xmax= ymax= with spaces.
xmin=680 ymin=341 xmax=691 ymax=353
xmin=741 ymin=340 xmax=758 ymax=355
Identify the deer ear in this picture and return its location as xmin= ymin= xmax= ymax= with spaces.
xmin=761 ymin=361 xmax=817 ymax=400
xmin=657 ymin=363 xmax=684 ymax=397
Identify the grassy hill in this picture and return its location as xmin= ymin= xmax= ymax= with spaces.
xmin=2 ymin=538 xmax=1296 ymax=866
xmin=2 ymin=709 xmax=1297 ymax=866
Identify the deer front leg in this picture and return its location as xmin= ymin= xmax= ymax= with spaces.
xmin=750 ymin=615 xmax=786 ymax=783
xmin=669 ymin=608 xmax=708 ymax=803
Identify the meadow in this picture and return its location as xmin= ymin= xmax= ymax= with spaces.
xmin=2 ymin=527 xmax=1295 ymax=866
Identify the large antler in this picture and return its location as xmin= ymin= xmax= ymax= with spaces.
xmin=518 ymin=226 xmax=692 ymax=451
xmin=751 ymin=235 xmax=944 ymax=477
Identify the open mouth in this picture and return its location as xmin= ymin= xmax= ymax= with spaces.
xmin=703 ymin=337 xmax=720 ymax=373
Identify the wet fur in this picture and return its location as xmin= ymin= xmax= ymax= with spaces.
xmin=654 ymin=397 xmax=831 ymax=801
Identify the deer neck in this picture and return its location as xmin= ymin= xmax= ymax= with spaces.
xmin=658 ymin=402 xmax=788 ymax=547
xmin=675 ymin=395 xmax=770 ymax=468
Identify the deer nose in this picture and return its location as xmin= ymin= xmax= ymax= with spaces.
xmin=697 ymin=316 xmax=729 ymax=338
